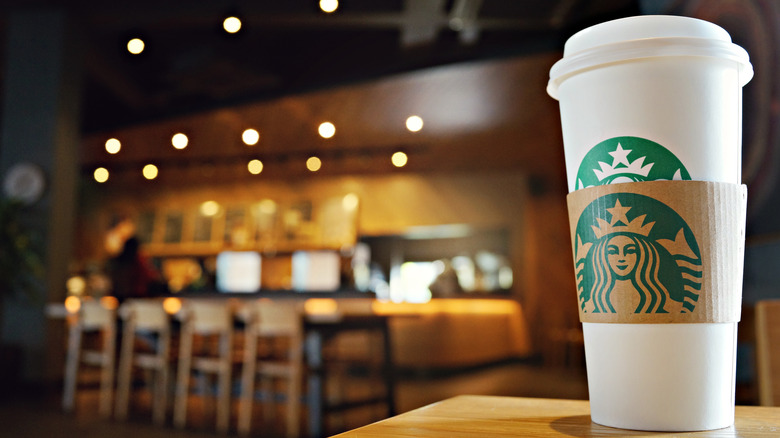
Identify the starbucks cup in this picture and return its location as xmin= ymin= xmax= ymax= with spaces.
xmin=547 ymin=15 xmax=752 ymax=431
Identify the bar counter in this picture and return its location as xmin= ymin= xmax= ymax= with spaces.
xmin=47 ymin=296 xmax=534 ymax=436
xmin=48 ymin=295 xmax=533 ymax=370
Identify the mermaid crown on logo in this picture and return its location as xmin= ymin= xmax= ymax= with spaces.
xmin=576 ymin=137 xmax=690 ymax=190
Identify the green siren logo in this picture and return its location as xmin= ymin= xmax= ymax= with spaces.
xmin=574 ymin=193 xmax=702 ymax=314
xmin=576 ymin=136 xmax=691 ymax=190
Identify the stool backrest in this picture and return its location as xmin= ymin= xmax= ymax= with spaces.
xmin=79 ymin=300 xmax=115 ymax=329
xmin=250 ymin=299 xmax=303 ymax=336
xmin=182 ymin=299 xmax=233 ymax=334
xmin=119 ymin=299 xmax=168 ymax=331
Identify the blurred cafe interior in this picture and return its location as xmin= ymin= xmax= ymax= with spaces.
xmin=1 ymin=0 xmax=780 ymax=436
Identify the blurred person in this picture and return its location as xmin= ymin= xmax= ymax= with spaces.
xmin=106 ymin=217 xmax=165 ymax=301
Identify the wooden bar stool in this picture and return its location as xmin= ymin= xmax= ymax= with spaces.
xmin=62 ymin=297 xmax=117 ymax=417
xmin=114 ymin=299 xmax=172 ymax=424
xmin=173 ymin=299 xmax=235 ymax=433
xmin=238 ymin=299 xmax=304 ymax=438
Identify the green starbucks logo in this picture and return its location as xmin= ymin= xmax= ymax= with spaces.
xmin=576 ymin=136 xmax=691 ymax=190
xmin=574 ymin=193 xmax=702 ymax=314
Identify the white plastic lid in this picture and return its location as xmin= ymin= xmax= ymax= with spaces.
xmin=547 ymin=15 xmax=753 ymax=99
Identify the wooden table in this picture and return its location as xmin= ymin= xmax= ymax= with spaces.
xmin=333 ymin=395 xmax=780 ymax=437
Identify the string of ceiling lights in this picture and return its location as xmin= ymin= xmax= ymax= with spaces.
xmin=94 ymin=0 xmax=421 ymax=184
xmin=93 ymin=115 xmax=423 ymax=183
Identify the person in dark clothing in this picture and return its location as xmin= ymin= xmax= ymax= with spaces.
xmin=109 ymin=236 xmax=162 ymax=301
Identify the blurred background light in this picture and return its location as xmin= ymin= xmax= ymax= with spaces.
xmin=392 ymin=151 xmax=408 ymax=167
xmin=307 ymin=156 xmax=322 ymax=172
xmin=257 ymin=199 xmax=277 ymax=214
xmin=64 ymin=296 xmax=81 ymax=314
xmin=200 ymin=200 xmax=221 ymax=216
xmin=342 ymin=193 xmax=359 ymax=210
xmin=319 ymin=0 xmax=339 ymax=13
xmin=406 ymin=115 xmax=423 ymax=132
xmin=318 ymin=122 xmax=335 ymax=139
xmin=242 ymin=128 xmax=260 ymax=145
xmin=163 ymin=297 xmax=182 ymax=314
xmin=94 ymin=167 xmax=109 ymax=183
xmin=223 ymin=16 xmax=242 ymax=33
xmin=66 ymin=276 xmax=86 ymax=295
xmin=247 ymin=159 xmax=263 ymax=174
xmin=171 ymin=133 xmax=188 ymax=149
xmin=143 ymin=164 xmax=158 ymax=179
xmin=127 ymin=38 xmax=145 ymax=54
xmin=105 ymin=138 xmax=121 ymax=154
xmin=100 ymin=296 xmax=119 ymax=310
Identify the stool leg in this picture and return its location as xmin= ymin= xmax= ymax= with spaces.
xmin=153 ymin=331 xmax=170 ymax=425
xmin=238 ymin=331 xmax=257 ymax=436
xmin=174 ymin=325 xmax=193 ymax=429
xmin=287 ymin=336 xmax=303 ymax=438
xmin=62 ymin=324 xmax=82 ymax=412
xmin=216 ymin=331 xmax=232 ymax=434
xmin=115 ymin=320 xmax=135 ymax=420
xmin=261 ymin=376 xmax=275 ymax=424
xmin=379 ymin=321 xmax=396 ymax=418
xmin=99 ymin=323 xmax=117 ymax=418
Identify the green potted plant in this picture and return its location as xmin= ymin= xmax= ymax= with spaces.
xmin=0 ymin=197 xmax=44 ymax=386
xmin=0 ymin=198 xmax=44 ymax=297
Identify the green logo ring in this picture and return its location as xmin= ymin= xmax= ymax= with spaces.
xmin=576 ymin=136 xmax=691 ymax=190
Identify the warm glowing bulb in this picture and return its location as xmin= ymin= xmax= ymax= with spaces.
xmin=66 ymin=276 xmax=87 ymax=295
xmin=342 ymin=193 xmax=359 ymax=210
xmin=318 ymin=122 xmax=335 ymax=139
xmin=127 ymin=38 xmax=145 ymax=55
xmin=242 ymin=128 xmax=260 ymax=145
xmin=200 ymin=200 xmax=220 ymax=217
xmin=305 ymin=298 xmax=338 ymax=314
xmin=307 ymin=156 xmax=322 ymax=172
xmin=94 ymin=167 xmax=109 ymax=183
xmin=392 ymin=151 xmax=408 ymax=167
xmin=223 ymin=16 xmax=242 ymax=33
xmin=319 ymin=0 xmax=339 ymax=13
xmin=105 ymin=138 xmax=121 ymax=154
xmin=258 ymin=199 xmax=277 ymax=214
xmin=406 ymin=115 xmax=423 ymax=132
xmin=163 ymin=297 xmax=182 ymax=315
xmin=172 ymin=133 xmax=188 ymax=149
xmin=143 ymin=164 xmax=158 ymax=180
xmin=64 ymin=296 xmax=81 ymax=314
xmin=247 ymin=159 xmax=263 ymax=174
xmin=100 ymin=296 xmax=119 ymax=310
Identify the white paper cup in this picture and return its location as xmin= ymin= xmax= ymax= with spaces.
xmin=548 ymin=15 xmax=752 ymax=431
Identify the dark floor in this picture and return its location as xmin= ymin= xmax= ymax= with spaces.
xmin=0 ymin=361 xmax=589 ymax=437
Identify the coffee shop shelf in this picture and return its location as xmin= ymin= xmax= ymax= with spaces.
xmin=141 ymin=242 xmax=349 ymax=258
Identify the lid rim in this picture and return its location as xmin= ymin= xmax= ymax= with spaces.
xmin=563 ymin=15 xmax=733 ymax=56
xmin=547 ymin=36 xmax=753 ymax=99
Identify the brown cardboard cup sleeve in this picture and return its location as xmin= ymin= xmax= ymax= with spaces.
xmin=566 ymin=181 xmax=747 ymax=324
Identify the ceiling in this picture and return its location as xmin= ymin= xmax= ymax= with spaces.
xmin=80 ymin=53 xmax=572 ymax=186
xmin=2 ymin=0 xmax=646 ymax=186
xmin=0 ymin=0 xmax=641 ymax=134
xmin=7 ymin=1 xmax=780 ymax=233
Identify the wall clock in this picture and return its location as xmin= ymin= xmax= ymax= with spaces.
xmin=3 ymin=162 xmax=46 ymax=204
